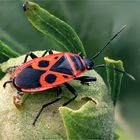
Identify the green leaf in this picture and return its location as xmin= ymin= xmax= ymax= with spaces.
xmin=104 ymin=57 xmax=124 ymax=105
xmin=0 ymin=40 xmax=19 ymax=60
xmin=0 ymin=51 xmax=115 ymax=140
xmin=0 ymin=1 xmax=68 ymax=53
xmin=24 ymin=1 xmax=86 ymax=55
xmin=60 ymin=101 xmax=114 ymax=140
xmin=0 ymin=40 xmax=20 ymax=79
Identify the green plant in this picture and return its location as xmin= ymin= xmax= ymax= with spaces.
xmin=0 ymin=1 xmax=130 ymax=139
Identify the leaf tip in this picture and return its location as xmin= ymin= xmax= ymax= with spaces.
xmin=23 ymin=1 xmax=28 ymax=11
xmin=23 ymin=1 xmax=38 ymax=13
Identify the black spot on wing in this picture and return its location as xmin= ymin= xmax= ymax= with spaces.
xmin=63 ymin=75 xmax=68 ymax=78
xmin=70 ymin=56 xmax=85 ymax=71
xmin=38 ymin=60 xmax=49 ymax=67
xmin=15 ymin=66 xmax=46 ymax=89
xmin=50 ymin=56 xmax=74 ymax=75
xmin=54 ymin=56 xmax=59 ymax=59
xmin=45 ymin=74 xmax=56 ymax=83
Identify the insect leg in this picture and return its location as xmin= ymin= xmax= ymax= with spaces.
xmin=75 ymin=76 xmax=97 ymax=85
xmin=23 ymin=51 xmax=38 ymax=63
xmin=32 ymin=86 xmax=62 ymax=126
xmin=3 ymin=80 xmax=12 ymax=88
xmin=63 ymin=83 xmax=78 ymax=106
xmin=42 ymin=49 xmax=53 ymax=57
xmin=78 ymin=52 xmax=83 ymax=58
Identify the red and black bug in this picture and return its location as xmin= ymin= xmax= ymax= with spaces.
xmin=3 ymin=25 xmax=135 ymax=125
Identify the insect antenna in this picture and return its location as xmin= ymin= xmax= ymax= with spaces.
xmin=90 ymin=25 xmax=126 ymax=61
xmin=94 ymin=64 xmax=135 ymax=80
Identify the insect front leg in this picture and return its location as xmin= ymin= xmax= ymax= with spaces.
xmin=75 ymin=76 xmax=97 ymax=85
xmin=41 ymin=49 xmax=53 ymax=57
xmin=23 ymin=51 xmax=38 ymax=63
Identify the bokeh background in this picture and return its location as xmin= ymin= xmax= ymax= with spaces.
xmin=0 ymin=0 xmax=140 ymax=139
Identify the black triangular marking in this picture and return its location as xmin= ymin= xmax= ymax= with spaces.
xmin=50 ymin=56 xmax=74 ymax=75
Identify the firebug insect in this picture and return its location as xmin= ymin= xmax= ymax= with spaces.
xmin=3 ymin=25 xmax=135 ymax=125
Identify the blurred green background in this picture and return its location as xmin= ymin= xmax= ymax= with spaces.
xmin=0 ymin=0 xmax=140 ymax=139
